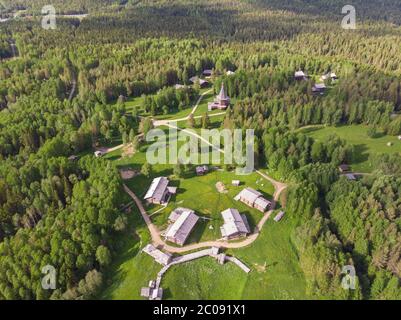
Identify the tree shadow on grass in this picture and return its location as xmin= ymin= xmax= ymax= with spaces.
xmin=243 ymin=210 xmax=257 ymax=232
xmin=101 ymin=229 xmax=143 ymax=299
xmin=162 ymin=287 xmax=173 ymax=300
xmin=187 ymin=219 xmax=209 ymax=244
xmin=107 ymin=155 xmax=121 ymax=161
xmin=371 ymin=132 xmax=386 ymax=139
xmin=298 ymin=126 xmax=324 ymax=134
xmin=353 ymin=144 xmax=370 ymax=166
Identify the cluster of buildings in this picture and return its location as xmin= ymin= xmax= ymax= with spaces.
xmin=294 ymin=70 xmax=339 ymax=95
xmin=163 ymin=205 xmax=248 ymax=244
xmin=143 ymin=176 xmax=276 ymax=244
xmin=140 ymin=245 xmax=250 ymax=300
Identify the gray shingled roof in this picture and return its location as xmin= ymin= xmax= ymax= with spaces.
xmin=142 ymin=244 xmax=172 ymax=266
xmin=221 ymin=208 xmax=250 ymax=237
xmin=144 ymin=177 xmax=169 ymax=202
xmin=235 ymin=187 xmax=262 ymax=204
xmin=165 ymin=209 xmax=199 ymax=245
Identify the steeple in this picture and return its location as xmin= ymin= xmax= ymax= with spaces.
xmin=208 ymin=83 xmax=230 ymax=111
xmin=217 ymin=83 xmax=228 ymax=101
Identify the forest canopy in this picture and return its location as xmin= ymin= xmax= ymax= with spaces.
xmin=1 ymin=0 xmax=401 ymax=300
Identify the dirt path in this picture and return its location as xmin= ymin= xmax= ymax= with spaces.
xmin=68 ymin=79 xmax=77 ymax=101
xmin=153 ymin=89 xmax=213 ymax=127
xmin=118 ymin=87 xmax=288 ymax=253
xmin=255 ymin=170 xmax=287 ymax=201
xmin=155 ymin=111 xmax=226 ymax=127
xmin=124 ymin=183 xmax=284 ymax=254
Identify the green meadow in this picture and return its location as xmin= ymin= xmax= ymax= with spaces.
xmin=101 ymin=136 xmax=308 ymax=300
xmin=301 ymin=125 xmax=401 ymax=172
xmin=101 ymin=204 xmax=308 ymax=300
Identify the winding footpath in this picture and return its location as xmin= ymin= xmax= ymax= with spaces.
xmin=153 ymin=89 xmax=213 ymax=127
xmin=124 ymin=179 xmax=285 ymax=254
xmin=102 ymin=89 xmax=214 ymax=155
xmin=114 ymin=86 xmax=288 ymax=253
xmin=122 ymin=124 xmax=288 ymax=254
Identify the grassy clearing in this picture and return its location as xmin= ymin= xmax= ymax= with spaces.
xmin=230 ymin=218 xmax=307 ymax=299
xmin=120 ymin=87 xmax=213 ymax=120
xmin=300 ymin=124 xmax=401 ymax=172
xmin=152 ymin=169 xmax=274 ymax=243
xmin=100 ymin=99 xmax=307 ymax=300
xmin=160 ymin=217 xmax=308 ymax=300
xmin=100 ymin=206 xmax=159 ymax=300
xmin=162 ymin=257 xmax=248 ymax=300
xmin=106 ymin=138 xmax=274 ymax=244
xmin=101 ymin=194 xmax=308 ymax=300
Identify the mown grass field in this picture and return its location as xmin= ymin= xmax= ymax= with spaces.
xmin=99 ymin=133 xmax=310 ymax=300
xmin=120 ymin=87 xmax=214 ymax=120
xmin=152 ymin=169 xmax=274 ymax=243
xmin=101 ymin=204 xmax=308 ymax=300
xmin=301 ymin=125 xmax=401 ymax=172
xmin=105 ymin=137 xmax=274 ymax=244
xmin=164 ymin=217 xmax=308 ymax=300
xmin=101 ymin=90 xmax=307 ymax=300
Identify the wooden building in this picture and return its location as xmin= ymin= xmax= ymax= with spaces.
xmin=144 ymin=177 xmax=175 ymax=205
xmin=234 ymin=187 xmax=272 ymax=213
xmin=220 ymin=208 xmax=250 ymax=240
xmin=196 ymin=165 xmax=209 ymax=176
xmin=295 ymin=70 xmax=307 ymax=80
xmin=165 ymin=208 xmax=199 ymax=246
xmin=208 ymin=83 xmax=231 ymax=111
xmin=312 ymin=83 xmax=327 ymax=95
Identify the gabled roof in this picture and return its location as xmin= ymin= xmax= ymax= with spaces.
xmin=313 ymin=83 xmax=326 ymax=90
xmin=165 ymin=209 xmax=199 ymax=245
xmin=144 ymin=177 xmax=169 ymax=201
xmin=199 ymin=79 xmax=208 ymax=85
xmin=168 ymin=207 xmax=192 ymax=223
xmin=345 ymin=173 xmax=356 ymax=180
xmin=221 ymin=209 xmax=250 ymax=237
xmin=235 ymin=187 xmax=262 ymax=204
xmin=295 ymin=70 xmax=306 ymax=77
xmin=142 ymin=244 xmax=172 ymax=266
xmin=254 ymin=197 xmax=271 ymax=210
xmin=196 ymin=165 xmax=209 ymax=173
